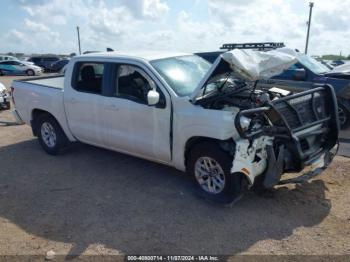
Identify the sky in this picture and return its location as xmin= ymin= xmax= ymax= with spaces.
xmin=0 ymin=0 xmax=349 ymax=56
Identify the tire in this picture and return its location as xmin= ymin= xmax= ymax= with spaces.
xmin=26 ymin=69 xmax=35 ymax=76
xmin=187 ymin=141 xmax=246 ymax=204
xmin=37 ymin=114 xmax=69 ymax=155
xmin=0 ymin=70 xmax=3 ymax=76
xmin=4 ymin=101 xmax=10 ymax=110
xmin=338 ymin=104 xmax=350 ymax=129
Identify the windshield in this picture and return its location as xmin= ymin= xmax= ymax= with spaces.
xmin=151 ymin=55 xmax=211 ymax=96
xmin=298 ymin=54 xmax=330 ymax=74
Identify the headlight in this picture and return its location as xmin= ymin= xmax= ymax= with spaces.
xmin=240 ymin=116 xmax=251 ymax=131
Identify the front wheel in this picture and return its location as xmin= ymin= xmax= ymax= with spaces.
xmin=338 ymin=104 xmax=350 ymax=129
xmin=37 ymin=115 xmax=69 ymax=155
xmin=187 ymin=141 xmax=246 ymax=204
xmin=26 ymin=69 xmax=35 ymax=76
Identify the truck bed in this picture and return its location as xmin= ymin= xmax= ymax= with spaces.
xmin=15 ymin=75 xmax=64 ymax=89
xmin=12 ymin=74 xmax=66 ymax=131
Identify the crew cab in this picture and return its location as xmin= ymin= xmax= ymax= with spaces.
xmin=11 ymin=50 xmax=339 ymax=203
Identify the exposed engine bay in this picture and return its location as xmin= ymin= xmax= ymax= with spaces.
xmin=196 ymin=73 xmax=285 ymax=110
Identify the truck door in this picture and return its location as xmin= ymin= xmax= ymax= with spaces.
xmin=101 ymin=63 xmax=171 ymax=163
xmin=64 ymin=62 xmax=108 ymax=146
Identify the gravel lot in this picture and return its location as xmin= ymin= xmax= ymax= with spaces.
xmin=0 ymin=75 xmax=350 ymax=258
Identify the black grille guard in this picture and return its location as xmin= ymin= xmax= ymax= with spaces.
xmin=235 ymin=84 xmax=339 ymax=168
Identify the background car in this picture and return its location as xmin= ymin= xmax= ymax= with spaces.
xmin=331 ymin=60 xmax=345 ymax=67
xmin=330 ymin=63 xmax=350 ymax=74
xmin=0 ymin=82 xmax=10 ymax=110
xmin=47 ymin=59 xmax=69 ymax=72
xmin=0 ymin=55 xmax=35 ymax=65
xmin=27 ymin=56 xmax=60 ymax=71
xmin=272 ymin=54 xmax=350 ymax=128
xmin=0 ymin=55 xmax=19 ymax=61
xmin=0 ymin=60 xmax=42 ymax=76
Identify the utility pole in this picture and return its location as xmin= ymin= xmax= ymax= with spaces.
xmin=77 ymin=26 xmax=81 ymax=55
xmin=304 ymin=2 xmax=314 ymax=54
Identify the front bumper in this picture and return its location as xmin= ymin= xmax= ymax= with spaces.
xmin=262 ymin=143 xmax=337 ymax=188
xmin=34 ymin=69 xmax=43 ymax=75
xmin=235 ymin=84 xmax=339 ymax=188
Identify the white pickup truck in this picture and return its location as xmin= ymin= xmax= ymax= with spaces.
xmin=11 ymin=50 xmax=339 ymax=203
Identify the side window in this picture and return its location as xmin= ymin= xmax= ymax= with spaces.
xmin=29 ymin=57 xmax=40 ymax=63
xmin=116 ymin=65 xmax=153 ymax=104
xmin=46 ymin=57 xmax=59 ymax=62
xmin=73 ymin=62 xmax=104 ymax=94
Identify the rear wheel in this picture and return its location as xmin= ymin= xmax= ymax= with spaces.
xmin=187 ymin=141 xmax=246 ymax=204
xmin=338 ymin=104 xmax=350 ymax=129
xmin=26 ymin=69 xmax=35 ymax=76
xmin=37 ymin=115 xmax=69 ymax=155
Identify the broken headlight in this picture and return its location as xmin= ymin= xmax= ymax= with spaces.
xmin=239 ymin=116 xmax=251 ymax=131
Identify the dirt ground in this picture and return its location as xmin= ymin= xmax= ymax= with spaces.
xmin=0 ymin=75 xmax=350 ymax=258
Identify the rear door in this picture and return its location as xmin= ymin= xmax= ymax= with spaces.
xmin=64 ymin=61 xmax=107 ymax=146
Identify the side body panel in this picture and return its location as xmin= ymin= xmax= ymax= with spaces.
xmin=171 ymin=98 xmax=240 ymax=171
xmin=63 ymin=57 xmax=173 ymax=163
xmin=12 ymin=80 xmax=76 ymax=141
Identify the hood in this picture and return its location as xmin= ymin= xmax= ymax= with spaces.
xmin=190 ymin=48 xmax=298 ymax=101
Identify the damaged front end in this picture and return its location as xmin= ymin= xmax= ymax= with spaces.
xmin=192 ymin=48 xmax=339 ymax=190
xmin=234 ymin=84 xmax=339 ymax=189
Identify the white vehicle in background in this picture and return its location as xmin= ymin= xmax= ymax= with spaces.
xmin=330 ymin=62 xmax=350 ymax=74
xmin=0 ymin=55 xmax=35 ymax=65
xmin=0 ymin=82 xmax=10 ymax=110
xmin=0 ymin=60 xmax=42 ymax=76
xmin=0 ymin=55 xmax=19 ymax=61
xmin=11 ymin=50 xmax=339 ymax=203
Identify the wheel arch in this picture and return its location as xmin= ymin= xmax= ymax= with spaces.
xmin=184 ymin=136 xmax=236 ymax=170
xmin=31 ymin=109 xmax=61 ymax=136
xmin=30 ymin=108 xmax=76 ymax=141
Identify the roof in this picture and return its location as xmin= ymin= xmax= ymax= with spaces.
xmin=81 ymin=50 xmax=191 ymax=61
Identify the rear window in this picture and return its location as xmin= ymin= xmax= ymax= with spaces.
xmin=72 ymin=62 xmax=105 ymax=94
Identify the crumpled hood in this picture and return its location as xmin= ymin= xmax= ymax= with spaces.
xmin=190 ymin=48 xmax=298 ymax=101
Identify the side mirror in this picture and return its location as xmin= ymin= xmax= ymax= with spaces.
xmin=147 ymin=90 xmax=160 ymax=106
xmin=293 ymin=68 xmax=306 ymax=81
